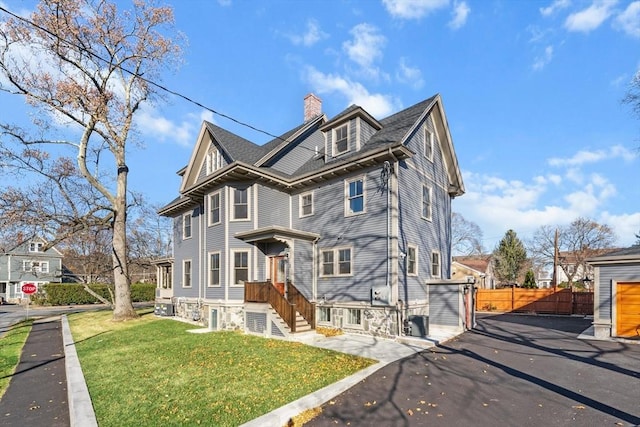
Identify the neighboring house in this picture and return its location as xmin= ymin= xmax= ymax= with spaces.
xmin=553 ymin=249 xmax=614 ymax=288
xmin=588 ymin=246 xmax=640 ymax=340
xmin=156 ymin=93 xmax=466 ymax=338
xmin=452 ymin=255 xmax=496 ymax=289
xmin=0 ymin=237 xmax=63 ymax=302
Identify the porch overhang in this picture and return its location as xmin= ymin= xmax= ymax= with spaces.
xmin=235 ymin=226 xmax=320 ymax=243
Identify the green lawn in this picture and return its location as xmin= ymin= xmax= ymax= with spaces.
xmin=0 ymin=320 xmax=33 ymax=399
xmin=68 ymin=309 xmax=375 ymax=426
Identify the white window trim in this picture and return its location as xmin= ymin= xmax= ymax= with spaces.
xmin=182 ymin=259 xmax=192 ymax=288
xmin=231 ymin=249 xmax=250 ymax=287
xmin=208 ymin=191 xmax=221 ymax=226
xmin=407 ymin=245 xmax=418 ymax=276
xmin=431 ymin=250 xmax=441 ymax=278
xmin=344 ymin=176 xmax=366 ymax=217
xmin=345 ymin=308 xmax=363 ymax=328
xmin=29 ymin=242 xmax=43 ymax=252
xmin=299 ymin=191 xmax=314 ymax=218
xmin=231 ymin=187 xmax=250 ymax=222
xmin=182 ymin=213 xmax=192 ymax=240
xmin=206 ymin=146 xmax=223 ymax=175
xmin=320 ymin=246 xmax=353 ymax=277
xmin=332 ymin=123 xmax=350 ymax=156
xmin=208 ymin=251 xmax=221 ymax=287
xmin=424 ymin=126 xmax=434 ymax=161
xmin=421 ymin=185 xmax=432 ymax=221
xmin=318 ymin=306 xmax=332 ymax=325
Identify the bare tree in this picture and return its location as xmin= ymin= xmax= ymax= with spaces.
xmin=0 ymin=0 xmax=181 ymax=320
xmin=530 ymin=218 xmax=617 ymax=286
xmin=452 ymin=212 xmax=484 ymax=256
xmin=623 ymin=69 xmax=640 ymax=120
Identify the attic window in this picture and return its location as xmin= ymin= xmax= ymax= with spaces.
xmin=29 ymin=242 xmax=43 ymax=252
xmin=424 ymin=127 xmax=434 ymax=161
xmin=206 ymin=146 xmax=222 ymax=175
xmin=333 ymin=123 xmax=349 ymax=156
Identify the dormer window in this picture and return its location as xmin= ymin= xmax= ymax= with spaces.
xmin=333 ymin=123 xmax=349 ymax=156
xmin=29 ymin=242 xmax=43 ymax=252
xmin=206 ymin=146 xmax=222 ymax=175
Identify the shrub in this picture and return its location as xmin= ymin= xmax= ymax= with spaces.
xmin=31 ymin=283 xmax=155 ymax=306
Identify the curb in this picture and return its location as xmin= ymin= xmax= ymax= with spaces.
xmin=61 ymin=315 xmax=98 ymax=427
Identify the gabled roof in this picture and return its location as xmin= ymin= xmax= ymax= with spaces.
xmin=161 ymin=93 xmax=465 ymax=214
xmin=453 ymin=255 xmax=492 ymax=273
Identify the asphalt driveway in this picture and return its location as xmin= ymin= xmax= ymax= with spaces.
xmin=305 ymin=314 xmax=640 ymax=427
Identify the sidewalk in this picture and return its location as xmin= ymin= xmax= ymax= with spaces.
xmin=1 ymin=314 xmax=458 ymax=427
xmin=0 ymin=317 xmax=70 ymax=427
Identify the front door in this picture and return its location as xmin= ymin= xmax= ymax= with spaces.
xmin=270 ymin=256 xmax=286 ymax=295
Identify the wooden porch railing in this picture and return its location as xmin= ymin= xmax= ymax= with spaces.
xmin=288 ymin=283 xmax=316 ymax=329
xmin=244 ymin=281 xmax=316 ymax=332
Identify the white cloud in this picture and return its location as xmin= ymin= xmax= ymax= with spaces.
xmin=532 ymin=45 xmax=554 ymax=71
xmin=564 ymin=0 xmax=617 ymax=33
xmin=382 ymin=0 xmax=449 ymax=20
xmin=396 ymin=57 xmax=424 ymax=89
xmin=136 ymin=105 xmax=204 ymax=147
xmin=599 ymin=211 xmax=640 ymax=246
xmin=614 ymin=1 xmax=640 ymax=38
xmin=540 ymin=0 xmax=572 ymax=17
xmin=449 ymin=1 xmax=470 ymax=29
xmin=303 ymin=66 xmax=400 ymax=117
xmin=453 ymin=169 xmax=626 ymax=249
xmin=288 ymin=19 xmax=329 ymax=47
xmin=217 ymin=0 xmax=232 ymax=6
xmin=343 ymin=23 xmax=386 ymax=69
xmin=547 ymin=145 xmax=637 ymax=167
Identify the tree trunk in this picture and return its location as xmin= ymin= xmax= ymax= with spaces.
xmin=111 ymin=164 xmax=137 ymax=321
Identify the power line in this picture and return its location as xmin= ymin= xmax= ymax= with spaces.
xmin=0 ymin=5 xmax=314 ymax=150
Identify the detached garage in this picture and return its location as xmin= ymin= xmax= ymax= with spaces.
xmin=588 ymin=246 xmax=640 ymax=340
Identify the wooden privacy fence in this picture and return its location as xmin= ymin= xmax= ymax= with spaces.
xmin=476 ymin=288 xmax=593 ymax=315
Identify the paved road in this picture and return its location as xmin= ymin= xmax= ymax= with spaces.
xmin=305 ymin=314 xmax=640 ymax=427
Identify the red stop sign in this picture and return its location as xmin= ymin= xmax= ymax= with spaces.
xmin=22 ymin=283 xmax=37 ymax=295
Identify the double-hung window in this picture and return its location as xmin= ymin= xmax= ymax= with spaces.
xmin=407 ymin=245 xmax=417 ymax=275
xmin=209 ymin=192 xmax=221 ymax=225
xmin=183 ymin=260 xmax=192 ymax=288
xmin=424 ymin=127 xmax=434 ymax=161
xmin=23 ymin=260 xmax=48 ymax=273
xmin=422 ymin=185 xmax=432 ymax=221
xmin=206 ymin=147 xmax=222 ymax=175
xmin=183 ymin=213 xmax=192 ymax=239
xmin=345 ymin=177 xmax=365 ymax=215
xmin=233 ymin=188 xmax=249 ymax=220
xmin=233 ymin=250 xmax=249 ymax=285
xmin=209 ymin=252 xmax=220 ymax=287
xmin=299 ymin=192 xmax=313 ymax=217
xmin=431 ymin=251 xmax=441 ymax=278
xmin=320 ymin=247 xmax=352 ymax=277
xmin=333 ymin=123 xmax=349 ymax=155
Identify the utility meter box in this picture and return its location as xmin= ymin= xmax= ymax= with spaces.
xmin=371 ymin=285 xmax=390 ymax=306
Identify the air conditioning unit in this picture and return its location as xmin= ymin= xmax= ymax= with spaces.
xmin=405 ymin=315 xmax=429 ymax=337
xmin=154 ymin=303 xmax=174 ymax=316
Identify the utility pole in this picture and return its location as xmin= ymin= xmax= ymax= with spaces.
xmin=552 ymin=229 xmax=559 ymax=290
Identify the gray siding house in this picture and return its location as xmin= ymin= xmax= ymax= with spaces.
xmin=588 ymin=246 xmax=640 ymax=340
xmin=156 ymin=93 xmax=466 ymax=338
xmin=0 ymin=237 xmax=63 ymax=303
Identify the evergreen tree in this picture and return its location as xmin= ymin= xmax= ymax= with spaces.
xmin=492 ymin=229 xmax=527 ymax=285
xmin=522 ymin=270 xmax=537 ymax=289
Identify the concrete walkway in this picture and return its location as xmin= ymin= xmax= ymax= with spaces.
xmin=240 ymin=328 xmax=459 ymax=427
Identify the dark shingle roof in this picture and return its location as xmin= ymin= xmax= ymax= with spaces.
xmin=204 ymin=121 xmax=266 ymax=164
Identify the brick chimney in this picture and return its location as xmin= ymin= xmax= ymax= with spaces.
xmin=304 ymin=93 xmax=322 ymax=121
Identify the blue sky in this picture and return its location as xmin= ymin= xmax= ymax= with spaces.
xmin=1 ymin=0 xmax=639 ymax=250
